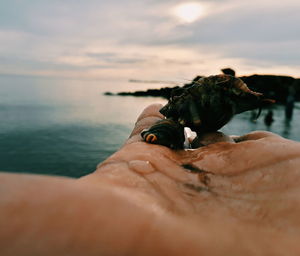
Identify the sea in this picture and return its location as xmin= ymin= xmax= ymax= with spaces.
xmin=0 ymin=75 xmax=299 ymax=177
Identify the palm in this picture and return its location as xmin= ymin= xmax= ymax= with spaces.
xmin=1 ymin=104 xmax=300 ymax=255
xmin=81 ymin=104 xmax=300 ymax=255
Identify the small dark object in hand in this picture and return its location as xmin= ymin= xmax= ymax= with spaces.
xmin=141 ymin=119 xmax=185 ymax=149
xmin=142 ymin=74 xmax=275 ymax=149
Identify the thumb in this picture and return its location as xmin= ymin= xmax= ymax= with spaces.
xmin=125 ymin=104 xmax=164 ymax=145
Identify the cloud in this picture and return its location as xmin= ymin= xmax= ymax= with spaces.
xmin=0 ymin=0 xmax=300 ymax=79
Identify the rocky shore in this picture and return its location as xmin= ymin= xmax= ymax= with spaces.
xmin=104 ymin=69 xmax=300 ymax=104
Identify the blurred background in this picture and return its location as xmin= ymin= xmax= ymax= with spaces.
xmin=0 ymin=0 xmax=299 ymax=177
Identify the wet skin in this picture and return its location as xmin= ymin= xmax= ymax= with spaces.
xmin=1 ymin=104 xmax=300 ymax=255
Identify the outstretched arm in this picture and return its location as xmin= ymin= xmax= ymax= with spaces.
xmin=1 ymin=104 xmax=300 ymax=255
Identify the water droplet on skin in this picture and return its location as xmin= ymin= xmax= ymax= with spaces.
xmin=129 ymin=160 xmax=155 ymax=174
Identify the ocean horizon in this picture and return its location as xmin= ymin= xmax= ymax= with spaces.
xmin=0 ymin=75 xmax=299 ymax=177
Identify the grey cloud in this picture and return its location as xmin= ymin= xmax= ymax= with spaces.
xmin=1 ymin=0 xmax=300 ymax=77
xmin=0 ymin=56 xmax=114 ymax=72
xmin=121 ymin=2 xmax=300 ymax=46
xmin=86 ymin=52 xmax=145 ymax=64
xmin=186 ymin=7 xmax=300 ymax=44
xmin=216 ymin=41 xmax=300 ymax=66
xmin=2 ymin=0 xmax=299 ymax=44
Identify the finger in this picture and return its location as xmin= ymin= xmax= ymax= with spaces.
xmin=126 ymin=104 xmax=164 ymax=144
xmin=136 ymin=103 xmax=164 ymax=123
xmin=233 ymin=131 xmax=281 ymax=143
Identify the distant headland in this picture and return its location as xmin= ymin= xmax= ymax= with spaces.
xmin=104 ymin=68 xmax=300 ymax=104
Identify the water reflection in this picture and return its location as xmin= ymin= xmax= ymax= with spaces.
xmin=264 ymin=110 xmax=274 ymax=127
xmin=222 ymin=103 xmax=299 ymax=142
xmin=0 ymin=76 xmax=299 ymax=177
xmin=283 ymin=118 xmax=291 ymax=138
xmin=285 ymin=83 xmax=296 ymax=120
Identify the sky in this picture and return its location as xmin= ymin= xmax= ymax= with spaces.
xmin=1 ymin=0 xmax=300 ymax=82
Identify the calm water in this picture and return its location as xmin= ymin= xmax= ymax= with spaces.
xmin=0 ymin=75 xmax=299 ymax=177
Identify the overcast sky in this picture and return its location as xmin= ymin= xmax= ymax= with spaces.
xmin=1 ymin=0 xmax=300 ymax=81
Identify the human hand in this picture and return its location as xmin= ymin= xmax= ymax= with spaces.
xmin=81 ymin=103 xmax=300 ymax=255
xmin=1 ymin=104 xmax=300 ymax=256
